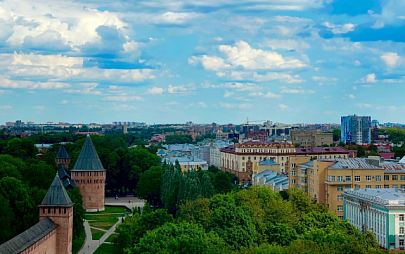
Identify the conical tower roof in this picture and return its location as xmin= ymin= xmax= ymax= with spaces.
xmin=56 ymin=144 xmax=70 ymax=159
xmin=39 ymin=173 xmax=73 ymax=207
xmin=71 ymin=135 xmax=105 ymax=171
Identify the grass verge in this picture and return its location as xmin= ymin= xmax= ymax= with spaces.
xmin=91 ymin=228 xmax=106 ymax=240
xmin=87 ymin=206 xmax=130 ymax=214
xmin=89 ymin=218 xmax=118 ymax=230
xmin=94 ymin=243 xmax=115 ymax=254
xmin=105 ymin=233 xmax=118 ymax=243
xmin=72 ymin=231 xmax=86 ymax=254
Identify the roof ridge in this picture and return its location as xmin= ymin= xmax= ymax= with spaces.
xmin=39 ymin=173 xmax=73 ymax=207
xmin=56 ymin=144 xmax=70 ymax=159
xmin=71 ymin=135 xmax=105 ymax=171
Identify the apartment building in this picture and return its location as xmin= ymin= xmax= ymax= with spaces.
xmin=341 ymin=114 xmax=371 ymax=144
xmin=343 ymin=188 xmax=405 ymax=250
xmin=289 ymin=158 xmax=405 ymax=219
xmin=164 ymin=156 xmax=208 ymax=171
xmin=290 ymin=130 xmax=333 ymax=147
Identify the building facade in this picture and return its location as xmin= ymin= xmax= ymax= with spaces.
xmin=341 ymin=115 xmax=371 ymax=144
xmin=290 ymin=130 xmax=333 ymax=147
xmin=343 ymin=188 xmax=405 ymax=250
xmin=164 ymin=156 xmax=208 ymax=171
xmin=71 ymin=135 xmax=106 ymax=212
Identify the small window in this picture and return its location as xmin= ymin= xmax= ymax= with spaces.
xmin=355 ymin=176 xmax=361 ymax=182
xmin=292 ymin=171 xmax=296 ymax=176
xmin=384 ymin=185 xmax=390 ymax=188
xmin=338 ymin=216 xmax=344 ymax=220
xmin=366 ymin=185 xmax=371 ymax=188
xmin=291 ymin=179 xmax=296 ymax=184
xmin=337 ymin=195 xmax=343 ymax=201
xmin=346 ymin=176 xmax=351 ymax=182
xmin=375 ymin=175 xmax=381 ymax=182
xmin=338 ymin=205 xmax=343 ymax=211
xmin=400 ymin=239 xmax=404 ymax=246
xmin=366 ymin=176 xmax=371 ymax=181
xmin=376 ymin=185 xmax=381 ymax=189
xmin=401 ymin=175 xmax=405 ymax=181
xmin=384 ymin=175 xmax=389 ymax=181
xmin=400 ymin=227 xmax=404 ymax=234
xmin=393 ymin=175 xmax=398 ymax=181
xmin=393 ymin=185 xmax=398 ymax=189
xmin=64 ymin=208 xmax=66 ymax=214
xmin=400 ymin=215 xmax=404 ymax=222
xmin=337 ymin=186 xmax=343 ymax=191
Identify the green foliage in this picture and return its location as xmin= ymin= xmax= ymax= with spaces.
xmin=357 ymin=146 xmax=366 ymax=157
xmin=367 ymin=145 xmax=378 ymax=153
xmin=332 ymin=128 xmax=341 ymax=142
xmin=2 ymin=138 xmax=37 ymax=160
xmin=165 ymin=134 xmax=193 ymax=144
xmin=135 ymin=166 xmax=163 ymax=208
xmin=178 ymin=198 xmax=212 ymax=229
xmin=195 ymin=134 xmax=216 ymax=142
xmin=213 ymin=171 xmax=234 ymax=194
xmin=208 ymin=165 xmax=220 ymax=174
xmin=67 ymin=188 xmax=85 ymax=239
xmin=266 ymin=223 xmax=297 ymax=246
xmin=127 ymin=222 xmax=227 ymax=254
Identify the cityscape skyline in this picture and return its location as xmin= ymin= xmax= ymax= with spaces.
xmin=0 ymin=0 xmax=404 ymax=124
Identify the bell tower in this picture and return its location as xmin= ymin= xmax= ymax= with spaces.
xmin=39 ymin=173 xmax=74 ymax=254
xmin=56 ymin=145 xmax=71 ymax=168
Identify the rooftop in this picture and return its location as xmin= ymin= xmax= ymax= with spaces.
xmin=259 ymin=159 xmax=279 ymax=165
xmin=0 ymin=218 xmax=58 ymax=254
xmin=343 ymin=188 xmax=405 ymax=206
xmin=56 ymin=145 xmax=69 ymax=159
xmin=323 ymin=158 xmax=383 ymax=170
xmin=298 ymin=160 xmax=314 ymax=168
xmin=71 ymin=135 xmax=105 ymax=171
xmin=39 ymin=173 xmax=73 ymax=207
xmin=295 ymin=146 xmax=348 ymax=154
xmin=253 ymin=170 xmax=289 ymax=188
xmin=164 ymin=156 xmax=207 ymax=164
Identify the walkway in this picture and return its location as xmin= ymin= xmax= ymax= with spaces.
xmin=105 ymin=197 xmax=145 ymax=210
xmin=78 ymin=216 xmax=124 ymax=254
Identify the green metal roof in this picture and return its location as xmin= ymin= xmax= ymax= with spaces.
xmin=39 ymin=173 xmax=73 ymax=207
xmin=56 ymin=144 xmax=70 ymax=159
xmin=71 ymin=135 xmax=105 ymax=171
xmin=0 ymin=218 xmax=58 ymax=254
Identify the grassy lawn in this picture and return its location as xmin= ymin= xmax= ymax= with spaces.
xmin=72 ymin=232 xmax=86 ymax=254
xmin=91 ymin=228 xmax=106 ymax=240
xmin=85 ymin=214 xmax=121 ymax=221
xmin=105 ymin=233 xmax=118 ymax=243
xmin=94 ymin=244 xmax=115 ymax=254
xmin=89 ymin=217 xmax=118 ymax=230
xmin=87 ymin=206 xmax=130 ymax=215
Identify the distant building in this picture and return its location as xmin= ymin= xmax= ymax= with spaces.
xmin=164 ymin=156 xmax=208 ymax=171
xmin=246 ymin=131 xmax=268 ymax=142
xmin=291 ymin=130 xmax=333 ymax=147
xmin=343 ymin=188 xmax=405 ymax=250
xmin=5 ymin=122 xmax=14 ymax=127
xmin=341 ymin=115 xmax=371 ymax=144
xmin=252 ymin=170 xmax=289 ymax=191
xmin=102 ymin=124 xmax=127 ymax=134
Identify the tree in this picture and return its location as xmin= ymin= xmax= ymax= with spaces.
xmin=2 ymin=138 xmax=37 ymax=160
xmin=136 ymin=166 xmax=163 ymax=208
xmin=67 ymin=188 xmax=85 ymax=239
xmin=127 ymin=222 xmax=227 ymax=254
xmin=367 ymin=145 xmax=378 ymax=153
xmin=200 ymin=173 xmax=215 ymax=199
xmin=213 ymin=172 xmax=234 ymax=194
xmin=332 ymin=128 xmax=341 ymax=142
xmin=357 ymin=146 xmax=366 ymax=157
xmin=127 ymin=147 xmax=161 ymax=189
xmin=208 ymin=165 xmax=220 ymax=174
xmin=23 ymin=161 xmax=55 ymax=190
xmin=178 ymin=198 xmax=212 ymax=229
xmin=266 ymin=223 xmax=297 ymax=246
xmin=0 ymin=194 xmax=14 ymax=244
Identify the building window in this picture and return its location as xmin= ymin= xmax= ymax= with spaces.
xmin=355 ymin=176 xmax=361 ymax=182
xmin=401 ymin=185 xmax=405 ymax=189
xmin=337 ymin=195 xmax=343 ymax=201
xmin=366 ymin=185 xmax=371 ymax=188
xmin=384 ymin=185 xmax=390 ymax=188
xmin=393 ymin=185 xmax=398 ymax=189
xmin=242 ymin=168 xmax=245 ymax=172
xmin=393 ymin=175 xmax=398 ymax=181
xmin=248 ymin=157 xmax=251 ymax=160
xmin=282 ymin=163 xmax=284 ymax=166
xmin=366 ymin=175 xmax=372 ymax=181
xmin=355 ymin=185 xmax=360 ymax=190
xmin=242 ymin=157 xmax=245 ymax=160
xmin=376 ymin=185 xmax=381 ymax=189
xmin=376 ymin=175 xmax=381 ymax=182
xmin=337 ymin=176 xmax=343 ymax=182
xmin=329 ymin=176 xmax=336 ymax=181
xmin=346 ymin=176 xmax=351 ymax=182
xmin=385 ymin=175 xmax=389 ymax=181
xmin=400 ymin=227 xmax=404 ymax=234
xmin=291 ymin=179 xmax=296 ymax=184
xmin=254 ymin=157 xmax=256 ymax=160
xmin=337 ymin=186 xmax=343 ymax=191
xmin=400 ymin=239 xmax=404 ymax=246
xmin=338 ymin=216 xmax=344 ymax=220
xmin=292 ymin=171 xmax=296 ymax=176
xmin=400 ymin=215 xmax=404 ymax=221
xmin=338 ymin=205 xmax=343 ymax=211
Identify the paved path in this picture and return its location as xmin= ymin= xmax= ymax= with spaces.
xmin=78 ymin=216 xmax=124 ymax=254
xmin=105 ymin=197 xmax=145 ymax=210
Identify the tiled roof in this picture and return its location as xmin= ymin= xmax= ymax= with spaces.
xmin=71 ymin=135 xmax=105 ymax=171
xmin=39 ymin=174 xmax=73 ymax=207
xmin=379 ymin=153 xmax=395 ymax=160
xmin=259 ymin=159 xmax=279 ymax=165
xmin=56 ymin=145 xmax=69 ymax=159
xmin=299 ymin=160 xmax=314 ymax=168
xmin=157 ymin=149 xmax=167 ymax=154
xmin=383 ymin=163 xmax=405 ymax=172
xmin=296 ymin=146 xmax=348 ymax=154
xmin=344 ymin=188 xmax=405 ymax=205
xmin=0 ymin=218 xmax=58 ymax=254
xmin=325 ymin=158 xmax=383 ymax=170
xmin=62 ymin=178 xmax=77 ymax=190
xmin=57 ymin=164 xmax=70 ymax=180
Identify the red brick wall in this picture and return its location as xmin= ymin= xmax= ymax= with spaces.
xmin=71 ymin=170 xmax=106 ymax=211
xmin=55 ymin=158 xmax=71 ymax=168
xmin=20 ymin=229 xmax=57 ymax=254
xmin=39 ymin=206 xmax=73 ymax=254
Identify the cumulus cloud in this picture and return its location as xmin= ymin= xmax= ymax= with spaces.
xmin=103 ymin=95 xmax=143 ymax=101
xmin=168 ymin=84 xmax=196 ymax=94
xmin=61 ymin=100 xmax=68 ymax=104
xmin=189 ymin=41 xmax=306 ymax=71
xmin=249 ymin=92 xmax=281 ymax=98
xmin=218 ymin=71 xmax=305 ymax=83
xmin=165 ymin=101 xmax=179 ymax=105
xmin=260 ymin=39 xmax=310 ymax=52
xmin=187 ymin=102 xmax=207 ymax=108
xmin=356 ymin=73 xmax=377 ymax=83
xmin=280 ymin=88 xmax=315 ymax=94
xmin=380 ymin=52 xmax=401 ymax=67
xmin=279 ymin=104 xmax=290 ymax=111
xmin=111 ymin=104 xmax=137 ymax=110
xmin=312 ymin=76 xmax=338 ymax=82
xmin=323 ymin=22 xmax=355 ymax=34
xmin=202 ymin=82 xmax=261 ymax=91
xmin=220 ymin=102 xmax=253 ymax=109
xmin=224 ymin=90 xmax=234 ymax=98
xmin=349 ymin=94 xmax=355 ymax=99
xmin=148 ymin=87 xmax=164 ymax=94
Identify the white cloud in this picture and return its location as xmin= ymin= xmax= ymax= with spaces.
xmin=354 ymin=60 xmax=361 ymax=66
xmin=203 ymin=82 xmax=261 ymax=91
xmin=349 ymin=94 xmax=355 ymax=99
xmin=111 ymin=104 xmax=137 ymax=111
xmin=61 ymin=100 xmax=68 ymax=104
xmin=260 ymin=39 xmax=310 ymax=52
xmin=34 ymin=106 xmax=44 ymax=110
xmin=271 ymin=16 xmax=313 ymax=23
xmin=129 ymin=12 xmax=204 ymax=25
xmin=213 ymin=37 xmax=223 ymax=41
xmin=249 ymin=92 xmax=281 ymax=98
xmin=356 ymin=73 xmax=377 ymax=83
xmin=0 ymin=105 xmax=12 ymax=109
xmin=355 ymin=103 xmax=372 ymax=108
xmin=353 ymin=86 xmax=357 ymax=90
xmin=323 ymin=22 xmax=355 ymax=34
xmin=312 ymin=76 xmax=338 ymax=82
xmin=168 ymin=84 xmax=196 ymax=94
xmin=383 ymin=79 xmax=404 ymax=83
xmin=224 ymin=90 xmax=234 ymax=98
xmin=279 ymin=104 xmax=290 ymax=111
xmin=103 ymin=95 xmax=143 ymax=102
xmin=217 ymin=71 xmax=305 ymax=83
xmin=0 ymin=76 xmax=70 ymax=89
xmin=280 ymin=88 xmax=315 ymax=94
xmin=187 ymin=102 xmax=207 ymax=108
xmin=63 ymin=83 xmax=101 ymax=95
xmin=165 ymin=101 xmax=179 ymax=105
xmin=380 ymin=52 xmax=401 ymax=67
xmin=189 ymin=41 xmax=306 ymax=71
xmin=220 ymin=102 xmax=253 ymax=109
xmin=148 ymin=87 xmax=164 ymax=94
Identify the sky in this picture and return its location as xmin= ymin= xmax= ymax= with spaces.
xmin=0 ymin=0 xmax=405 ymax=125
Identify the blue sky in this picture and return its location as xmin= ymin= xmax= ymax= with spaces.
xmin=0 ymin=0 xmax=404 ymax=125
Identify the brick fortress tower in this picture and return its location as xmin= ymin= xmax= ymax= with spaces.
xmin=38 ymin=173 xmax=74 ymax=254
xmin=56 ymin=145 xmax=71 ymax=168
xmin=71 ymin=134 xmax=106 ymax=212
